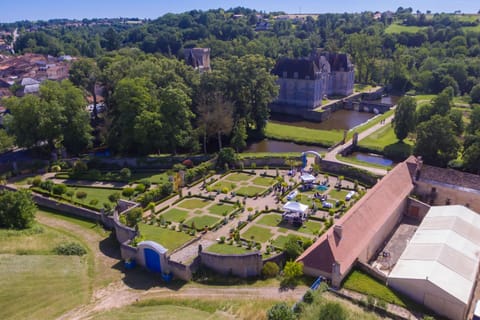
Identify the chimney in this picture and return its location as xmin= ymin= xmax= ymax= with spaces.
xmin=415 ymin=156 xmax=423 ymax=181
xmin=334 ymin=225 xmax=343 ymax=239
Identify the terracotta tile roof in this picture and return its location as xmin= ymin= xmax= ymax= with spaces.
xmin=419 ymin=165 xmax=480 ymax=191
xmin=297 ymin=156 xmax=417 ymax=276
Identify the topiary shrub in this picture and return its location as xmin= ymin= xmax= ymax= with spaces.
xmin=52 ymin=183 xmax=67 ymax=195
xmin=50 ymin=165 xmax=61 ymax=172
xmin=120 ymin=167 xmax=131 ymax=179
xmin=89 ymin=199 xmax=99 ymax=206
xmin=122 ymin=187 xmax=135 ymax=197
xmin=75 ymin=191 xmax=87 ymax=200
xmin=108 ymin=192 xmax=121 ymax=203
xmin=135 ymin=183 xmax=146 ymax=193
xmin=262 ymin=261 xmax=280 ymax=278
xmin=32 ymin=176 xmax=42 ymax=187
xmin=53 ymin=242 xmax=87 ymax=256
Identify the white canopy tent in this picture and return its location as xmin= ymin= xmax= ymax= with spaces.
xmin=300 ymin=173 xmax=316 ymax=184
xmin=283 ymin=201 xmax=308 ymax=214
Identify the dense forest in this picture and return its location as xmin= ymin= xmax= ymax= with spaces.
xmin=2 ymin=7 xmax=480 ymax=173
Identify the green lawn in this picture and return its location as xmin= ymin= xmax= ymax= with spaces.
xmin=37 ymin=207 xmax=105 ymax=235
xmin=91 ymin=304 xmax=228 ymax=320
xmin=236 ymin=186 xmax=267 ymax=197
xmin=385 ymin=23 xmax=428 ymax=34
xmin=224 ymin=173 xmax=254 ymax=182
xmin=132 ymin=172 xmax=170 ymax=184
xmin=354 ymin=84 xmax=375 ymax=92
xmin=252 ymin=176 xmax=275 ymax=187
xmin=177 ymin=198 xmax=211 ymax=209
xmin=206 ymin=243 xmax=251 ymax=255
xmin=346 ymin=109 xmax=394 ymax=140
xmin=211 ymin=181 xmax=237 ymax=192
xmin=327 ymin=189 xmax=350 ymax=201
xmin=272 ymin=234 xmax=310 ymax=249
xmin=207 ymin=203 xmax=236 ymax=216
xmin=256 ymin=213 xmax=283 ymax=228
xmin=185 ymin=215 xmax=221 ymax=231
xmin=64 ymin=186 xmax=124 ymax=210
xmin=300 ymin=220 xmax=323 ymax=236
xmin=160 ymin=208 xmax=189 ymax=223
xmin=357 ymin=120 xmax=414 ymax=154
xmin=242 ymin=225 xmax=273 ymax=243
xmin=265 ymin=122 xmax=343 ymax=147
xmin=343 ymin=270 xmax=410 ymax=307
xmin=138 ymin=223 xmax=193 ymax=250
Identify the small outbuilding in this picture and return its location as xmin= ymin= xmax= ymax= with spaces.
xmin=282 ymin=201 xmax=309 ymax=224
xmin=300 ymin=173 xmax=316 ymax=184
xmin=388 ymin=205 xmax=480 ymax=320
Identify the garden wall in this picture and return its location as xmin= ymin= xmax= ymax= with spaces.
xmin=120 ymin=242 xmax=138 ymax=261
xmin=319 ymin=160 xmax=380 ymax=186
xmin=200 ymin=251 xmax=262 ymax=278
xmin=167 ymin=257 xmax=201 ymax=281
xmin=263 ymin=252 xmax=285 ymax=268
xmin=406 ymin=197 xmax=430 ymax=220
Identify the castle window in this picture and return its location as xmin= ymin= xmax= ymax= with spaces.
xmin=305 ymin=76 xmax=310 ymax=80
xmin=293 ymin=72 xmax=298 ymax=79
xmin=283 ymin=71 xmax=287 ymax=78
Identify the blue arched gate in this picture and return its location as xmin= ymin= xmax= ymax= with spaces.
xmin=144 ymin=248 xmax=162 ymax=273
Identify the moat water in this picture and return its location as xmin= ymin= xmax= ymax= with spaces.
xmin=349 ymin=152 xmax=394 ymax=167
xmin=269 ymin=109 xmax=375 ymax=131
xmin=245 ymin=140 xmax=328 ymax=153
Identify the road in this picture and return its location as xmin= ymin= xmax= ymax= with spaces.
xmin=323 ymin=111 xmax=396 ymax=176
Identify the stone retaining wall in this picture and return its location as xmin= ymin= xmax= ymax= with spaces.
xmin=200 ymin=251 xmax=263 ymax=278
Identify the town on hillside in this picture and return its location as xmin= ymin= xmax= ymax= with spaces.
xmin=1 ymin=6 xmax=480 ymax=320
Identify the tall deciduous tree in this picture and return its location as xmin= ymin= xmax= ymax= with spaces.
xmin=0 ymin=189 xmax=36 ymax=230
xmin=393 ymin=96 xmax=417 ymax=141
xmin=69 ymin=58 xmax=100 ymax=117
xmin=467 ymin=106 xmax=480 ymax=135
xmin=230 ymin=118 xmax=248 ymax=152
xmin=414 ymin=115 xmax=460 ymax=167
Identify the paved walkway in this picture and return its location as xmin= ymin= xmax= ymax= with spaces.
xmin=323 ymin=110 xmax=396 ymax=176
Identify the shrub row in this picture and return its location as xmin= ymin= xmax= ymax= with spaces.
xmin=136 ymin=183 xmax=173 ymax=207
xmin=184 ymin=160 xmax=215 ymax=184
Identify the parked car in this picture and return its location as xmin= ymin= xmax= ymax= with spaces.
xmin=322 ymin=201 xmax=333 ymax=209
xmin=346 ymin=191 xmax=356 ymax=201
xmin=287 ymin=190 xmax=298 ymax=201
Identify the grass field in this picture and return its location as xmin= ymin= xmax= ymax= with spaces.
xmin=272 ymin=234 xmax=310 ymax=249
xmin=138 ymin=223 xmax=193 ymax=250
xmin=185 ymin=215 xmax=221 ymax=231
xmin=0 ymin=208 xmax=91 ymax=320
xmin=242 ymin=225 xmax=273 ymax=243
xmin=385 ymin=23 xmax=428 ymax=34
xmin=225 ymin=173 xmax=254 ymax=182
xmin=300 ymin=220 xmax=323 ymax=235
xmin=160 ymin=208 xmax=189 ymax=223
xmin=354 ymin=84 xmax=375 ymax=92
xmin=206 ymin=243 xmax=251 ymax=255
xmin=91 ymin=298 xmax=290 ymax=320
xmin=343 ymin=270 xmax=410 ymax=308
xmin=0 ymin=255 xmax=89 ymax=320
xmin=0 ymin=224 xmax=76 ymax=255
xmin=252 ymin=176 xmax=275 ymax=187
xmin=347 ymin=109 xmax=394 ymax=140
xmin=265 ymin=122 xmax=343 ymax=147
xmin=357 ymin=121 xmax=414 ymax=155
xmin=177 ymin=198 xmax=211 ymax=209
xmin=236 ymin=186 xmax=267 ymax=197
xmin=208 ymin=203 xmax=236 ymax=216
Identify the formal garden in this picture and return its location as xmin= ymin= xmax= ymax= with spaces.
xmin=131 ymin=168 xmax=366 ymax=259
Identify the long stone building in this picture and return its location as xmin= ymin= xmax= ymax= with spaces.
xmin=272 ymin=51 xmax=354 ymax=110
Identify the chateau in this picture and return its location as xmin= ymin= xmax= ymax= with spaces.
xmin=184 ymin=48 xmax=211 ymax=73
xmin=272 ymin=51 xmax=355 ymax=109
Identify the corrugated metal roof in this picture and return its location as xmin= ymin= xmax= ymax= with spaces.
xmin=389 ymin=205 xmax=480 ymax=304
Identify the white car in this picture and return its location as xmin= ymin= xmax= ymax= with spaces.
xmin=287 ymin=190 xmax=298 ymax=201
xmin=345 ymin=191 xmax=356 ymax=201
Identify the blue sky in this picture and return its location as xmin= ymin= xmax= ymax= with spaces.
xmin=1 ymin=0 xmax=479 ymax=23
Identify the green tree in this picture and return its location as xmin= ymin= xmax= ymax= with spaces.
xmin=318 ymin=302 xmax=348 ymax=320
xmin=262 ymin=261 xmax=280 ymax=278
xmin=431 ymin=89 xmax=453 ymax=116
xmin=0 ymin=129 xmax=14 ymax=153
xmin=467 ymin=106 xmax=480 ymax=134
xmin=282 ymin=260 xmax=304 ymax=286
xmin=470 ymin=84 xmax=480 ymax=104
xmin=393 ymin=96 xmax=416 ymax=141
xmin=414 ymin=115 xmax=460 ymax=167
xmin=102 ymin=27 xmax=121 ymax=51
xmin=125 ymin=207 xmax=143 ymax=227
xmin=230 ymin=118 xmax=248 ymax=152
xmin=0 ymin=189 xmax=36 ymax=229
xmin=448 ymin=109 xmax=465 ymax=135
xmin=217 ymin=147 xmax=236 ymax=168
xmin=267 ymin=302 xmax=295 ymax=320
xmin=284 ymin=235 xmax=304 ymax=260
xmin=69 ymin=58 xmax=100 ymax=117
